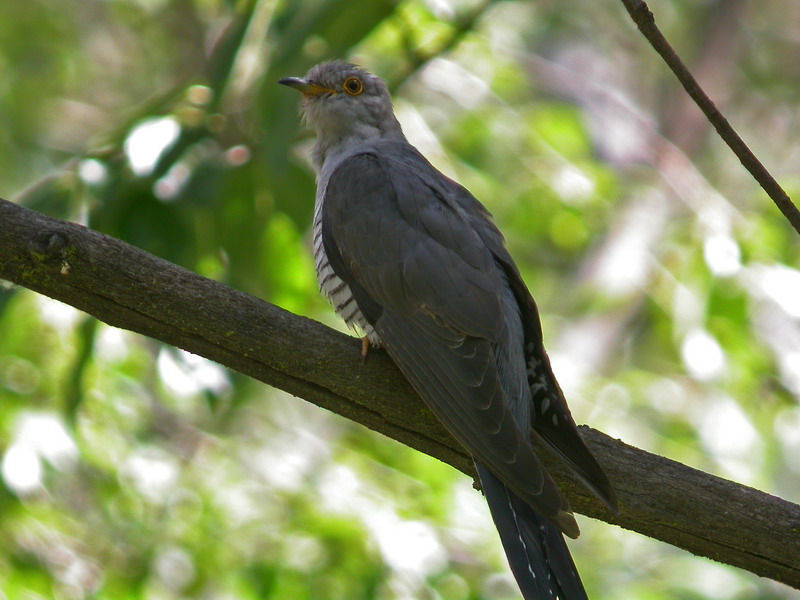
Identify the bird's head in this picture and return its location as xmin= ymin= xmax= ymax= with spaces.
xmin=279 ymin=61 xmax=404 ymax=163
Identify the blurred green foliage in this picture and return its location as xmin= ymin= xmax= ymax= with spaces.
xmin=1 ymin=0 xmax=800 ymax=599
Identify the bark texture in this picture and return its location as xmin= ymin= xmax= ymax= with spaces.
xmin=1 ymin=197 xmax=799 ymax=588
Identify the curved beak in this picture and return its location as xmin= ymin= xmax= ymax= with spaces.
xmin=278 ymin=77 xmax=337 ymax=97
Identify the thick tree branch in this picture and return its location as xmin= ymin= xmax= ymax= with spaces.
xmin=620 ymin=0 xmax=800 ymax=235
xmin=1 ymin=197 xmax=799 ymax=588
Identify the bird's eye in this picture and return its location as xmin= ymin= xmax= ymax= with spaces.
xmin=342 ymin=76 xmax=364 ymax=96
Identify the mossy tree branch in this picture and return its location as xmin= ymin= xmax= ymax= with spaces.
xmin=1 ymin=197 xmax=799 ymax=589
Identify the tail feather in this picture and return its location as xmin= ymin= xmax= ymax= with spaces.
xmin=476 ymin=462 xmax=588 ymax=600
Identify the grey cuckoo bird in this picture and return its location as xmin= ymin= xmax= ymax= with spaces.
xmin=280 ymin=61 xmax=617 ymax=600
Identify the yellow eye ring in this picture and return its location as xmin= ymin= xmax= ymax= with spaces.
xmin=342 ymin=76 xmax=364 ymax=96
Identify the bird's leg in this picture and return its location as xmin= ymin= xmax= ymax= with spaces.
xmin=360 ymin=336 xmax=371 ymax=362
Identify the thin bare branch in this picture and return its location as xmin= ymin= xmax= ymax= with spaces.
xmin=620 ymin=0 xmax=800 ymax=234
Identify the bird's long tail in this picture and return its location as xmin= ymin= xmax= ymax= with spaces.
xmin=476 ymin=462 xmax=588 ymax=600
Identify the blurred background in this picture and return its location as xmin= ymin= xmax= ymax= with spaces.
xmin=1 ymin=0 xmax=799 ymax=598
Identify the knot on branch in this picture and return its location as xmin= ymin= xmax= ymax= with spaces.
xmin=29 ymin=229 xmax=74 ymax=275
xmin=622 ymin=0 xmax=655 ymax=28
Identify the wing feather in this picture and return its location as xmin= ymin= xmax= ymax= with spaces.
xmin=376 ymin=308 xmax=573 ymax=525
xmin=442 ymin=169 xmax=618 ymax=511
xmin=323 ymin=147 xmax=578 ymax=530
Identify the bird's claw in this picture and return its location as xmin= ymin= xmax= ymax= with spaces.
xmin=360 ymin=336 xmax=371 ymax=362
